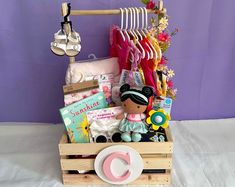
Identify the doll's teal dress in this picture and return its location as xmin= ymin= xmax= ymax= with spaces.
xmin=119 ymin=113 xmax=148 ymax=133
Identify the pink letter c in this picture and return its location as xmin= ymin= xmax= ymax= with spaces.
xmin=102 ymin=152 xmax=131 ymax=182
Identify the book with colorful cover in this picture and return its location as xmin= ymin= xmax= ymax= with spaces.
xmin=86 ymin=106 xmax=123 ymax=124
xmin=60 ymin=92 xmax=107 ymax=143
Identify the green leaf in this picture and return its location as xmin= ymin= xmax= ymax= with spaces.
xmin=158 ymin=14 xmax=163 ymax=22
xmin=141 ymin=0 xmax=150 ymax=5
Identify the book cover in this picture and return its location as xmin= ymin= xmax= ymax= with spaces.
xmin=86 ymin=106 xmax=123 ymax=124
xmin=60 ymin=92 xmax=107 ymax=143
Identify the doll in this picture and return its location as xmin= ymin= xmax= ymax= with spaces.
xmin=117 ymin=84 xmax=153 ymax=142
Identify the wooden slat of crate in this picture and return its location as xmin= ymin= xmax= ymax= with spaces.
xmin=59 ymin=141 xmax=173 ymax=155
xmin=59 ymin=128 xmax=173 ymax=144
xmin=62 ymin=173 xmax=171 ymax=185
xmin=59 ymin=128 xmax=173 ymax=185
xmin=165 ymin=127 xmax=173 ymax=142
xmin=60 ymin=157 xmax=172 ymax=170
xmin=59 ymin=133 xmax=68 ymax=144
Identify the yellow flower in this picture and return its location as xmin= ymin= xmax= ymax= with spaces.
xmin=168 ymin=69 xmax=175 ymax=78
xmin=76 ymin=114 xmax=90 ymax=142
xmin=146 ymin=109 xmax=171 ymax=130
xmin=159 ymin=17 xmax=168 ymax=26
xmin=158 ymin=17 xmax=168 ymax=32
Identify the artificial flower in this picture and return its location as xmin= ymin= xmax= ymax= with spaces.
xmin=140 ymin=0 xmax=178 ymax=98
xmin=167 ymin=80 xmax=174 ymax=89
xmin=158 ymin=57 xmax=168 ymax=66
xmin=172 ymin=88 xmax=178 ymax=95
xmin=159 ymin=40 xmax=170 ymax=53
xmin=163 ymin=65 xmax=169 ymax=71
xmin=158 ymin=32 xmax=170 ymax=42
xmin=167 ymin=69 xmax=175 ymax=78
xmin=158 ymin=17 xmax=168 ymax=32
xmin=150 ymin=17 xmax=155 ymax=24
xmin=171 ymin=28 xmax=179 ymax=36
xmin=141 ymin=0 xmax=150 ymax=5
xmin=166 ymin=89 xmax=176 ymax=100
xmin=146 ymin=0 xmax=155 ymax=9
xmin=159 ymin=17 xmax=168 ymax=26
xmin=146 ymin=109 xmax=171 ymax=130
xmin=158 ymin=65 xmax=168 ymax=72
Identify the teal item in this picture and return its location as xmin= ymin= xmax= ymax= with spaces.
xmin=121 ymin=132 xmax=131 ymax=142
xmin=151 ymin=111 xmax=167 ymax=127
xmin=119 ymin=118 xmax=148 ymax=134
xmin=132 ymin=133 xmax=141 ymax=142
xmin=60 ymin=92 xmax=107 ymax=143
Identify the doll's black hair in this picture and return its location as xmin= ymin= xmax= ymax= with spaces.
xmin=120 ymin=84 xmax=153 ymax=105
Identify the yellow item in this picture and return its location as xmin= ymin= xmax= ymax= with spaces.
xmin=147 ymin=33 xmax=162 ymax=71
xmin=162 ymin=73 xmax=167 ymax=97
xmin=156 ymin=73 xmax=163 ymax=96
xmin=138 ymin=65 xmax=146 ymax=85
xmin=146 ymin=109 xmax=171 ymax=130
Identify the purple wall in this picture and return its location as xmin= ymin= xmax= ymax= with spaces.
xmin=0 ymin=0 xmax=235 ymax=123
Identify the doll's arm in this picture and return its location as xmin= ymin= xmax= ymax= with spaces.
xmin=116 ymin=112 xmax=125 ymax=120
xmin=141 ymin=113 xmax=146 ymax=119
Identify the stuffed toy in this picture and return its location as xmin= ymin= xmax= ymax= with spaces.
xmin=117 ymin=84 xmax=153 ymax=142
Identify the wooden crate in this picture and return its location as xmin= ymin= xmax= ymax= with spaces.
xmin=58 ymin=128 xmax=173 ymax=185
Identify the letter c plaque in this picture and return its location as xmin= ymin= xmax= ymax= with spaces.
xmin=94 ymin=145 xmax=144 ymax=184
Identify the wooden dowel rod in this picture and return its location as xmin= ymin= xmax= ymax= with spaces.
xmin=70 ymin=9 xmax=163 ymax=16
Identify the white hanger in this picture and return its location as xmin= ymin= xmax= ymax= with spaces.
xmin=143 ymin=7 xmax=157 ymax=60
xmin=123 ymin=8 xmax=136 ymax=62
xmin=129 ymin=7 xmax=146 ymax=60
xmin=129 ymin=7 xmax=138 ymax=40
xmin=143 ymin=8 xmax=153 ymax=57
xmin=123 ymin=8 xmax=130 ymax=41
xmin=131 ymin=7 xmax=147 ymax=60
xmin=128 ymin=8 xmax=138 ymax=40
xmin=119 ymin=8 xmax=126 ymax=41
xmin=139 ymin=7 xmax=154 ymax=59
xmin=145 ymin=7 xmax=160 ymax=60
xmin=134 ymin=7 xmax=143 ymax=40
xmin=125 ymin=7 xmax=145 ymax=59
xmin=133 ymin=7 xmax=143 ymax=40
xmin=139 ymin=7 xmax=147 ymax=38
xmin=138 ymin=7 xmax=152 ymax=59
xmin=143 ymin=7 xmax=149 ymax=34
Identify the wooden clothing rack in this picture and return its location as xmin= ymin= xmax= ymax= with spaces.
xmin=61 ymin=1 xmax=166 ymax=64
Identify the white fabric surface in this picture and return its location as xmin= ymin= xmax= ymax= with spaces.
xmin=65 ymin=57 xmax=120 ymax=85
xmin=0 ymin=119 xmax=235 ymax=187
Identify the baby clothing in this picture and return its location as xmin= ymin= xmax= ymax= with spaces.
xmin=65 ymin=57 xmax=120 ymax=84
xmin=64 ymin=88 xmax=99 ymax=106
xmin=110 ymin=25 xmax=163 ymax=96
xmin=139 ymin=38 xmax=157 ymax=93
xmin=110 ymin=26 xmax=132 ymax=72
